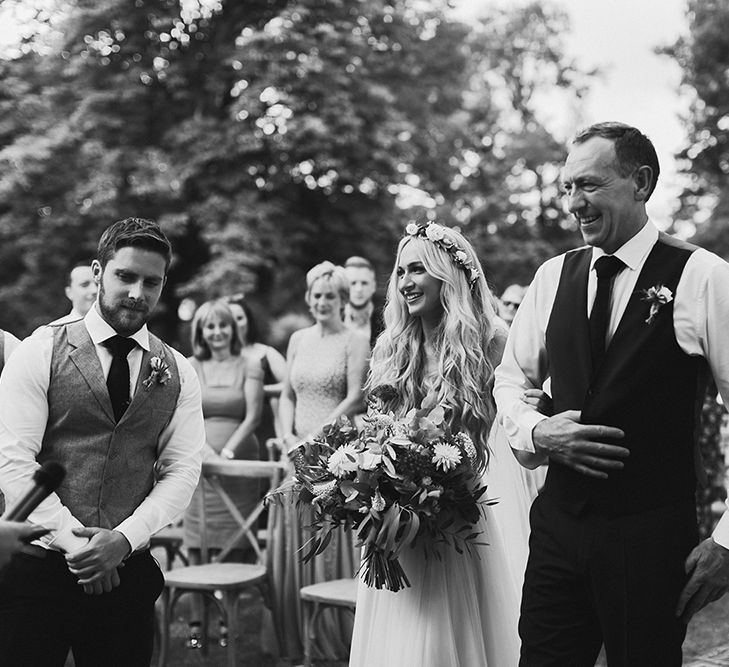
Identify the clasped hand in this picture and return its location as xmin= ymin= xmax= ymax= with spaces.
xmin=66 ymin=527 xmax=131 ymax=596
xmin=532 ymin=409 xmax=628 ymax=479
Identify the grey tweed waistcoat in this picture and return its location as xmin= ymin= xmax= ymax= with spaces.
xmin=39 ymin=320 xmax=181 ymax=528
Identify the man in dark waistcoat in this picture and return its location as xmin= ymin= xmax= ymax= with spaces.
xmin=495 ymin=122 xmax=729 ymax=666
xmin=0 ymin=218 xmax=204 ymax=667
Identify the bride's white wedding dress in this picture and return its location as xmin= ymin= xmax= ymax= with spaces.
xmin=349 ymin=421 xmax=532 ymax=666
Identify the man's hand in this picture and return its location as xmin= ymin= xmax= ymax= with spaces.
xmin=676 ymin=538 xmax=729 ymax=623
xmin=532 ymin=410 xmax=628 ymax=479
xmin=81 ymin=569 xmax=122 ymax=596
xmin=521 ymin=389 xmax=553 ymax=416
xmin=65 ymin=527 xmax=131 ymax=590
xmin=0 ymin=521 xmax=49 ymax=570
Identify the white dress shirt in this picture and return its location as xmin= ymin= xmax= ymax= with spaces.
xmin=0 ymin=306 xmax=204 ymax=554
xmin=494 ymin=221 xmax=729 ymax=546
xmin=2 ymin=330 xmax=20 ymax=364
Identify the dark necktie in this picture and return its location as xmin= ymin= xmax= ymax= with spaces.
xmin=589 ymin=255 xmax=625 ymax=370
xmin=103 ymin=335 xmax=136 ymax=422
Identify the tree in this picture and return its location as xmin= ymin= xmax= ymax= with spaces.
xmin=662 ymin=0 xmax=729 ymax=260
xmin=0 ymin=0 xmax=588 ymax=338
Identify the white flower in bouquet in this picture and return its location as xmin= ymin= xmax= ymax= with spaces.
xmin=327 ymin=444 xmax=360 ymax=477
xmin=454 ymin=432 xmax=478 ymax=466
xmin=432 ymin=442 xmax=462 ymax=472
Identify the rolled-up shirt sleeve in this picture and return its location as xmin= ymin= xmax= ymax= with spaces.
xmin=0 ymin=329 xmax=88 ymax=553
xmin=494 ymin=257 xmax=561 ymax=454
xmin=115 ymin=351 xmax=204 ymax=552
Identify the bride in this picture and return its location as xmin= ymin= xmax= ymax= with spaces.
xmin=349 ymin=222 xmax=534 ymax=666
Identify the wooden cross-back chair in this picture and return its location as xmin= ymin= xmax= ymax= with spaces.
xmin=156 ymin=459 xmax=288 ymax=667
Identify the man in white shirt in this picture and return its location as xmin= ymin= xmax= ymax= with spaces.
xmin=0 ymin=218 xmax=204 ymax=667
xmin=494 ymin=122 xmax=729 ymax=666
xmin=50 ymin=262 xmax=98 ymax=325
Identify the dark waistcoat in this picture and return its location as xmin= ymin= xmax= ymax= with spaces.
xmin=543 ymin=233 xmax=705 ymax=516
xmin=39 ymin=321 xmax=181 ymax=528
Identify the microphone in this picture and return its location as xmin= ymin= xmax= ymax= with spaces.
xmin=3 ymin=461 xmax=66 ymax=522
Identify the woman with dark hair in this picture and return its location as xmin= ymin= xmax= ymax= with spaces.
xmin=182 ymin=299 xmax=264 ymax=649
xmin=226 ymin=296 xmax=286 ymax=446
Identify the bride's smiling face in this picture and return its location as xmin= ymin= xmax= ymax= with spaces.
xmin=396 ymin=241 xmax=443 ymax=324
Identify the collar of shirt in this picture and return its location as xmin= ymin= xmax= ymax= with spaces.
xmin=587 ymin=220 xmax=660 ymax=338
xmin=84 ymin=305 xmax=150 ymax=351
xmin=590 ymin=220 xmax=658 ymax=273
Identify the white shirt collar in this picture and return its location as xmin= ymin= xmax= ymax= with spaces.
xmin=590 ymin=220 xmax=658 ymax=272
xmin=84 ymin=304 xmax=150 ymax=351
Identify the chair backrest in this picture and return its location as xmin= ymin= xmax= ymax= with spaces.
xmin=198 ymin=459 xmax=288 ymax=564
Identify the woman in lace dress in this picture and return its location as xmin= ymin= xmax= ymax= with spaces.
xmin=349 ymin=223 xmax=533 ymax=666
xmin=267 ymin=262 xmax=369 ymax=662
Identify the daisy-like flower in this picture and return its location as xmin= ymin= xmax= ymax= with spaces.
xmin=405 ymin=222 xmax=420 ymax=236
xmin=432 ymin=442 xmax=462 ymax=472
xmin=455 ymin=250 xmax=468 ymax=263
xmin=327 ymin=444 xmax=360 ymax=477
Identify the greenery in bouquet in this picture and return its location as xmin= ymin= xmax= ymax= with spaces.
xmin=268 ymin=385 xmax=494 ymax=592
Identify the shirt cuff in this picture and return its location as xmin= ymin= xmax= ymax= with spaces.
xmin=503 ymin=411 xmax=548 ymax=454
xmin=114 ymin=518 xmax=150 ymax=553
xmin=712 ymin=508 xmax=729 ymax=549
xmin=45 ymin=527 xmax=89 ymax=555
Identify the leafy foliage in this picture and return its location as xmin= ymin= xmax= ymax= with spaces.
xmin=0 ymin=0 xmax=586 ymax=338
xmin=662 ymin=1 xmax=729 ymax=259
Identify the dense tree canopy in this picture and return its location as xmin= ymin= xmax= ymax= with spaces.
xmin=663 ymin=0 xmax=729 ymax=259
xmin=0 ymin=0 xmax=587 ymax=342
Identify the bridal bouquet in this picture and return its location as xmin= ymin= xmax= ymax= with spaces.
xmin=269 ymin=386 xmax=493 ymax=592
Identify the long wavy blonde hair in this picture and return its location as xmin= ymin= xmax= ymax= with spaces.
xmin=368 ymin=227 xmax=503 ymax=470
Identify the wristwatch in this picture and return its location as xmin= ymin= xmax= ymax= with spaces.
xmin=220 ymin=448 xmax=235 ymax=460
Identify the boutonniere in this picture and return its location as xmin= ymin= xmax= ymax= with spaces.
xmin=638 ymin=283 xmax=673 ymax=324
xmin=142 ymin=354 xmax=172 ymax=388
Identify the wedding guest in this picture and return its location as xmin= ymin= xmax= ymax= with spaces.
xmin=0 ymin=217 xmax=205 ymax=667
xmin=497 ymin=283 xmax=528 ymax=328
xmin=182 ymin=299 xmax=264 ymax=649
xmin=226 ymin=295 xmax=286 ymax=446
xmin=495 ymin=121 xmax=729 ymax=666
xmin=50 ymin=262 xmax=98 ymax=325
xmin=268 ymin=261 xmax=369 ymax=662
xmin=344 ymin=255 xmax=382 ymax=348
xmin=350 ymin=222 xmax=533 ymax=666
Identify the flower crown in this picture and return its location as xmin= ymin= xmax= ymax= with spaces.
xmin=404 ymin=221 xmax=480 ymax=289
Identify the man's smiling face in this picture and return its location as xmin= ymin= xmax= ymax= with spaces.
xmin=562 ymin=136 xmax=647 ymax=254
